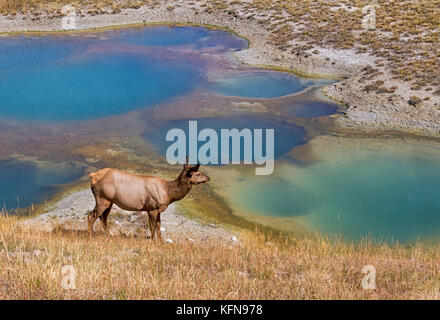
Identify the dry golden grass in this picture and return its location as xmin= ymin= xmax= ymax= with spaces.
xmin=0 ymin=0 xmax=149 ymax=15
xmin=1 ymin=216 xmax=440 ymax=299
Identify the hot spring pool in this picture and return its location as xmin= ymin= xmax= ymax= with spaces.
xmin=224 ymin=143 xmax=440 ymax=242
xmin=0 ymin=159 xmax=84 ymax=210
xmin=0 ymin=26 xmax=328 ymax=121
xmin=1 ymin=25 xmax=439 ymax=244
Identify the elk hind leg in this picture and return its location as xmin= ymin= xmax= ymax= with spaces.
xmin=88 ymin=200 xmax=111 ymax=237
xmin=88 ymin=206 xmax=98 ymax=237
xmin=99 ymin=203 xmax=113 ymax=235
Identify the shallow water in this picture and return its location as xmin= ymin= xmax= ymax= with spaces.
xmin=0 ymin=160 xmax=84 ymax=210
xmin=226 ymin=146 xmax=440 ymax=242
xmin=206 ymin=72 xmax=334 ymax=98
xmin=110 ymin=26 xmax=246 ymax=48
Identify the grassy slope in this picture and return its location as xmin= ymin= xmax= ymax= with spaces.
xmin=0 ymin=216 xmax=439 ymax=299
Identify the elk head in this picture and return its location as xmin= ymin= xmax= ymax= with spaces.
xmin=182 ymin=157 xmax=210 ymax=185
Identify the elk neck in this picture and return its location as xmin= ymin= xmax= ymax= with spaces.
xmin=167 ymin=173 xmax=193 ymax=202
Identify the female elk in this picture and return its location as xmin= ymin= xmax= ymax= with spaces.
xmin=87 ymin=158 xmax=210 ymax=240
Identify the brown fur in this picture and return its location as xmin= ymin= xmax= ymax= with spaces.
xmin=87 ymin=160 xmax=210 ymax=240
xmin=88 ymin=168 xmax=111 ymax=187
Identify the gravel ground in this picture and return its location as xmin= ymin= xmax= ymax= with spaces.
xmin=21 ymin=189 xmax=235 ymax=243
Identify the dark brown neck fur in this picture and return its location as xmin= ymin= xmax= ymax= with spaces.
xmin=167 ymin=171 xmax=192 ymax=203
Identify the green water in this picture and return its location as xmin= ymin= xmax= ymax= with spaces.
xmin=228 ymin=147 xmax=440 ymax=242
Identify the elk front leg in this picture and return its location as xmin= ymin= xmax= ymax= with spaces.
xmin=147 ymin=206 xmax=167 ymax=242
xmin=147 ymin=212 xmax=156 ymax=241
xmin=156 ymin=212 xmax=162 ymax=241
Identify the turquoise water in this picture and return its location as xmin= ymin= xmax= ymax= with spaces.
xmin=0 ymin=160 xmax=84 ymax=210
xmin=0 ymin=32 xmax=207 ymax=121
xmin=228 ymin=149 xmax=440 ymax=242
xmin=0 ymin=53 xmax=202 ymax=121
xmin=206 ymin=73 xmax=334 ymax=98
xmin=0 ymin=26 xmax=325 ymax=121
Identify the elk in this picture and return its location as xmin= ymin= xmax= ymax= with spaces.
xmin=87 ymin=158 xmax=210 ymax=240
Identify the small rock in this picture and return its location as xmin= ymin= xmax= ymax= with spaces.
xmin=32 ymin=249 xmax=43 ymax=256
xmin=165 ymin=238 xmax=173 ymax=244
xmin=160 ymin=227 xmax=165 ymax=232
xmin=103 ymin=255 xmax=117 ymax=263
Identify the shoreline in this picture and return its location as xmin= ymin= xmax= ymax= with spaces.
xmin=1 ymin=2 xmax=438 ymax=137
xmin=0 ymin=21 xmax=340 ymax=81
xmin=20 ymin=188 xmax=236 ymax=243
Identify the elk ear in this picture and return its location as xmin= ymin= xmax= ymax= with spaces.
xmin=192 ymin=164 xmax=200 ymax=171
xmin=183 ymin=155 xmax=190 ymax=170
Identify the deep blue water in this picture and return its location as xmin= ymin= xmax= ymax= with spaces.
xmin=144 ymin=115 xmax=306 ymax=164
xmin=285 ymin=101 xmax=340 ymax=118
xmin=0 ymin=160 xmax=84 ymax=210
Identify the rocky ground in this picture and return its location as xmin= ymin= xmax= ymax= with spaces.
xmin=20 ymin=189 xmax=235 ymax=243
xmin=326 ymin=68 xmax=440 ymax=136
